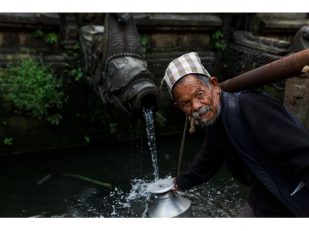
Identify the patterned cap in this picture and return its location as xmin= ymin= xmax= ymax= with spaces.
xmin=161 ymin=52 xmax=211 ymax=95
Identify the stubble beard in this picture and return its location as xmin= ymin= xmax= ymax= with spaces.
xmin=192 ymin=103 xmax=221 ymax=126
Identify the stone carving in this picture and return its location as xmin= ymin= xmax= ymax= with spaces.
xmin=227 ymin=31 xmax=290 ymax=78
xmin=233 ymin=30 xmax=290 ymax=55
xmin=80 ymin=14 xmax=158 ymax=116
xmin=289 ymin=25 xmax=309 ymax=52
xmin=284 ymin=26 xmax=309 ymax=129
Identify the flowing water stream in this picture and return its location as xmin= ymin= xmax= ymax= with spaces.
xmin=143 ymin=107 xmax=159 ymax=181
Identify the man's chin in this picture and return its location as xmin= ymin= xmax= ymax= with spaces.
xmin=193 ymin=105 xmax=221 ymax=126
xmin=199 ymin=118 xmax=215 ymax=126
xmin=199 ymin=111 xmax=220 ymax=126
xmin=198 ymin=113 xmax=212 ymax=125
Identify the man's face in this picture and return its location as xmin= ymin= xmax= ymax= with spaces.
xmin=172 ymin=74 xmax=221 ymax=125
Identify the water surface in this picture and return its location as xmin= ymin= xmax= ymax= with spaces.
xmin=0 ymin=134 xmax=247 ymax=217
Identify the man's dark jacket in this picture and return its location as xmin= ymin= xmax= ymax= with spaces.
xmin=176 ymin=90 xmax=309 ymax=217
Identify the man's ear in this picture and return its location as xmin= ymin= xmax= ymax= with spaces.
xmin=209 ymin=76 xmax=219 ymax=86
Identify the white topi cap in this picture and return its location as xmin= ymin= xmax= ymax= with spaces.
xmin=161 ymin=52 xmax=211 ymax=96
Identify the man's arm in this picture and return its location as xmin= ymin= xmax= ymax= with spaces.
xmin=176 ymin=135 xmax=224 ymax=190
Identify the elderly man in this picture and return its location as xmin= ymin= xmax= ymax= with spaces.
xmin=161 ymin=52 xmax=309 ymax=217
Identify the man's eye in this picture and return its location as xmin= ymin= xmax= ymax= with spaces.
xmin=181 ymin=101 xmax=190 ymax=107
xmin=178 ymin=101 xmax=191 ymax=108
xmin=197 ymin=92 xmax=205 ymax=98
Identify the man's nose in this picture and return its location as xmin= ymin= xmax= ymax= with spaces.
xmin=191 ymin=98 xmax=202 ymax=112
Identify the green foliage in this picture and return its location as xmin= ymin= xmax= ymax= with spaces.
xmin=63 ymin=43 xmax=83 ymax=82
xmin=73 ymin=43 xmax=80 ymax=50
xmin=4 ymin=58 xmax=64 ymax=125
xmin=69 ymin=67 xmax=83 ymax=82
xmin=155 ymin=112 xmax=167 ymax=128
xmin=32 ymin=29 xmax=44 ymax=38
xmin=33 ymin=29 xmax=58 ymax=45
xmin=47 ymin=113 xmax=63 ymax=126
xmin=3 ymin=137 xmax=13 ymax=146
xmin=84 ymin=136 xmax=90 ymax=143
xmin=212 ymin=31 xmax=227 ymax=51
xmin=45 ymin=33 xmax=58 ymax=45
xmin=109 ymin=123 xmax=118 ymax=135
xmin=139 ymin=35 xmax=150 ymax=53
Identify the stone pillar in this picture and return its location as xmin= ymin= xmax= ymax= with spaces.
xmin=58 ymin=13 xmax=80 ymax=52
xmin=284 ymin=73 xmax=309 ymax=129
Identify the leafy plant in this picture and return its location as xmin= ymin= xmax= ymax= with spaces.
xmin=69 ymin=67 xmax=83 ymax=81
xmin=5 ymin=58 xmax=64 ymax=125
xmin=3 ymin=137 xmax=13 ymax=146
xmin=47 ymin=113 xmax=63 ymax=126
xmin=63 ymin=43 xmax=83 ymax=82
xmin=45 ymin=33 xmax=58 ymax=45
xmin=155 ymin=112 xmax=167 ymax=128
xmin=73 ymin=43 xmax=80 ymax=50
xmin=109 ymin=123 xmax=118 ymax=135
xmin=139 ymin=35 xmax=150 ymax=53
xmin=84 ymin=136 xmax=90 ymax=143
xmin=33 ymin=29 xmax=58 ymax=45
xmin=212 ymin=31 xmax=227 ymax=51
xmin=32 ymin=29 xmax=44 ymax=38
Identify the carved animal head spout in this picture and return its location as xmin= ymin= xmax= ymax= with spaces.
xmin=104 ymin=56 xmax=158 ymax=115
xmin=80 ymin=13 xmax=158 ymax=116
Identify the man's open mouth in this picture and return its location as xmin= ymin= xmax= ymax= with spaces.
xmin=198 ymin=107 xmax=211 ymax=118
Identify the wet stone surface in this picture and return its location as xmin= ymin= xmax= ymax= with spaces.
xmin=186 ymin=177 xmax=246 ymax=217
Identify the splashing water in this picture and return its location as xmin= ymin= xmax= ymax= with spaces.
xmin=122 ymin=178 xmax=153 ymax=217
xmin=95 ymin=108 xmax=162 ymax=217
xmin=103 ymin=107 xmax=169 ymax=217
xmin=88 ymin=177 xmax=168 ymax=217
xmin=119 ymin=176 xmax=173 ymax=217
xmin=62 ymin=174 xmax=245 ymax=217
xmin=143 ymin=107 xmax=159 ymax=180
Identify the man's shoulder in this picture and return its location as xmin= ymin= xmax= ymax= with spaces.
xmin=223 ymin=90 xmax=263 ymax=107
xmin=222 ymin=90 xmax=283 ymax=118
xmin=238 ymin=90 xmax=263 ymax=101
xmin=237 ymin=90 xmax=279 ymax=106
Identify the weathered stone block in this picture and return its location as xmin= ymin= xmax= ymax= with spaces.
xmin=284 ymin=73 xmax=309 ymax=129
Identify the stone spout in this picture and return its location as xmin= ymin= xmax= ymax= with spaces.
xmin=80 ymin=13 xmax=158 ymax=116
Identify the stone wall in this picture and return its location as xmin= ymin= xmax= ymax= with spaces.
xmin=284 ymin=73 xmax=309 ymax=128
xmin=0 ymin=13 xmax=308 ymax=156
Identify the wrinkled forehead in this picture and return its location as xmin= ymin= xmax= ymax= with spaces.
xmin=172 ymin=74 xmax=210 ymax=99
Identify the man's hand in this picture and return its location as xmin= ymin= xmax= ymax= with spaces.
xmin=188 ymin=116 xmax=199 ymax=134
xmin=172 ymin=177 xmax=182 ymax=192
